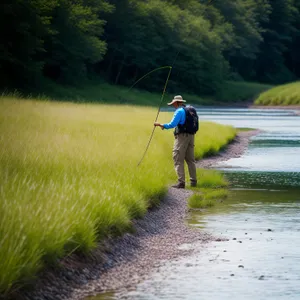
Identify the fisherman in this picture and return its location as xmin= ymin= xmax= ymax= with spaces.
xmin=154 ymin=95 xmax=198 ymax=189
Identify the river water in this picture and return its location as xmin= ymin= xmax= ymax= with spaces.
xmin=90 ymin=108 xmax=300 ymax=300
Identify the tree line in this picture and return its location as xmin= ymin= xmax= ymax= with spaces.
xmin=1 ymin=0 xmax=300 ymax=96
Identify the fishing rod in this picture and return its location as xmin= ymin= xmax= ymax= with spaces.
xmin=136 ymin=0 xmax=214 ymax=166
xmin=137 ymin=66 xmax=172 ymax=167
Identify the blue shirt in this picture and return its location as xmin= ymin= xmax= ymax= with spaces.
xmin=163 ymin=107 xmax=186 ymax=129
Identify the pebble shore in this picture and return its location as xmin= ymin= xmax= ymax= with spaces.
xmin=19 ymin=130 xmax=259 ymax=300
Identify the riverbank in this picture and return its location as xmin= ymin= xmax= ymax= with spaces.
xmin=19 ymin=130 xmax=258 ymax=300
xmin=254 ymin=81 xmax=300 ymax=106
xmin=0 ymin=98 xmax=237 ymax=297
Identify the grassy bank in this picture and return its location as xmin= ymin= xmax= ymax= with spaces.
xmin=4 ymin=78 xmax=272 ymax=106
xmin=0 ymin=97 xmax=236 ymax=296
xmin=188 ymin=189 xmax=229 ymax=209
xmin=255 ymin=81 xmax=300 ymax=106
xmin=188 ymin=169 xmax=229 ymax=209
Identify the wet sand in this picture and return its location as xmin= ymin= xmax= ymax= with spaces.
xmin=21 ymin=130 xmax=259 ymax=300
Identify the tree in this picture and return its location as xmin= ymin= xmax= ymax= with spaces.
xmin=42 ymin=0 xmax=113 ymax=84
xmin=208 ymin=0 xmax=271 ymax=80
xmin=255 ymin=0 xmax=298 ymax=83
xmin=100 ymin=0 xmax=228 ymax=94
xmin=1 ymin=0 xmax=300 ymax=94
xmin=284 ymin=0 xmax=300 ymax=78
xmin=0 ymin=0 xmax=58 ymax=88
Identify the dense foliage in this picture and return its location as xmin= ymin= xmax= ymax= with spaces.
xmin=1 ymin=0 xmax=300 ymax=96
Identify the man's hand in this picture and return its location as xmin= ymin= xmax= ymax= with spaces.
xmin=154 ymin=122 xmax=164 ymax=130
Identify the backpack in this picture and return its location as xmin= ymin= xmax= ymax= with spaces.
xmin=175 ymin=105 xmax=199 ymax=135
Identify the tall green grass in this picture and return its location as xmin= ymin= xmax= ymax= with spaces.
xmin=255 ymin=81 xmax=300 ymax=106
xmin=193 ymin=123 xmax=236 ymax=159
xmin=0 ymin=97 xmax=236 ymax=295
xmin=188 ymin=169 xmax=229 ymax=209
xmin=195 ymin=168 xmax=229 ymax=188
xmin=188 ymin=189 xmax=229 ymax=209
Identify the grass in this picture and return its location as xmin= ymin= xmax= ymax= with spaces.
xmin=188 ymin=188 xmax=229 ymax=209
xmin=194 ymin=125 xmax=236 ymax=159
xmin=194 ymin=168 xmax=229 ymax=188
xmin=0 ymin=97 xmax=236 ymax=295
xmin=188 ymin=194 xmax=209 ymax=208
xmin=216 ymin=81 xmax=273 ymax=103
xmin=188 ymin=169 xmax=229 ymax=209
xmin=255 ymin=81 xmax=300 ymax=106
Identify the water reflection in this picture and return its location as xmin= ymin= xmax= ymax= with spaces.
xmin=225 ymin=172 xmax=300 ymax=189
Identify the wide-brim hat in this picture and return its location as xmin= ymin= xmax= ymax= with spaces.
xmin=167 ymin=95 xmax=186 ymax=106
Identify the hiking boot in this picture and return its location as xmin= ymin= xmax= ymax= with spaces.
xmin=172 ymin=182 xmax=185 ymax=189
xmin=190 ymin=181 xmax=197 ymax=187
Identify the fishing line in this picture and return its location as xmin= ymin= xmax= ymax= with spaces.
xmin=136 ymin=0 xmax=214 ymax=166
xmin=127 ymin=66 xmax=172 ymax=92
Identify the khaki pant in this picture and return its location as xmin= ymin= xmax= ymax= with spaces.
xmin=172 ymin=133 xmax=197 ymax=184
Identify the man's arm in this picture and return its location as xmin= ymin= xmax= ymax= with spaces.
xmin=154 ymin=109 xmax=183 ymax=130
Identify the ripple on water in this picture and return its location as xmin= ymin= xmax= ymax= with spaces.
xmin=224 ymin=171 xmax=300 ymax=188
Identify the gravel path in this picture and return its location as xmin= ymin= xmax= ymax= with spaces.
xmin=20 ymin=130 xmax=259 ymax=300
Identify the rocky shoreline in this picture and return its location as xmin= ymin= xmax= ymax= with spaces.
xmin=20 ymin=130 xmax=259 ymax=300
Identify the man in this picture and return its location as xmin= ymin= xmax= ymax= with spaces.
xmin=154 ymin=95 xmax=197 ymax=189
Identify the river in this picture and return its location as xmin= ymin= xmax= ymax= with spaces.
xmin=89 ymin=108 xmax=300 ymax=300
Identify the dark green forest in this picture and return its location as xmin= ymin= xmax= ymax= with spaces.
xmin=1 ymin=0 xmax=300 ymax=97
